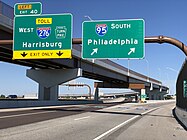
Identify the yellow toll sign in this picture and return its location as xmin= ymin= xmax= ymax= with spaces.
xmin=36 ymin=18 xmax=52 ymax=24
xmin=13 ymin=50 xmax=72 ymax=59
xmin=18 ymin=4 xmax=32 ymax=10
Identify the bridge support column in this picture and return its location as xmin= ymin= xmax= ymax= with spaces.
xmin=135 ymin=94 xmax=138 ymax=102
xmin=130 ymin=84 xmax=145 ymax=102
xmin=146 ymin=89 xmax=167 ymax=100
xmin=27 ymin=68 xmax=82 ymax=101
xmin=93 ymin=81 xmax=129 ymax=103
xmin=133 ymin=89 xmax=141 ymax=102
xmin=38 ymin=85 xmax=59 ymax=101
xmin=134 ymin=89 xmax=147 ymax=102
xmin=94 ymin=83 xmax=99 ymax=102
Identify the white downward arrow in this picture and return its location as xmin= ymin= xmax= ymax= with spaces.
xmin=91 ymin=48 xmax=98 ymax=55
xmin=128 ymin=48 xmax=135 ymax=55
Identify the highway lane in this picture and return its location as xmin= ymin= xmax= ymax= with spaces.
xmin=0 ymin=100 xmax=181 ymax=140
xmin=0 ymin=103 xmax=115 ymax=129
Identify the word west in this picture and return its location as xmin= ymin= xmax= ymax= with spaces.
xmin=19 ymin=28 xmax=34 ymax=33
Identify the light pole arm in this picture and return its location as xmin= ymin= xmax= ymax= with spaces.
xmin=1 ymin=36 xmax=187 ymax=56
xmin=72 ymin=36 xmax=187 ymax=56
xmin=144 ymin=36 xmax=187 ymax=56
xmin=84 ymin=84 xmax=92 ymax=100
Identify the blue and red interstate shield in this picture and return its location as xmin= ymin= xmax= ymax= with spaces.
xmin=36 ymin=27 xmax=51 ymax=39
xmin=95 ymin=24 xmax=108 ymax=36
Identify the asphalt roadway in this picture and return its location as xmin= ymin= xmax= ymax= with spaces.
xmin=0 ymin=100 xmax=186 ymax=140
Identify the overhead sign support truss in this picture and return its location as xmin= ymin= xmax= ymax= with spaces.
xmin=1 ymin=35 xmax=187 ymax=55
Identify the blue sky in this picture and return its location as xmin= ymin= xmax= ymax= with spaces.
xmin=1 ymin=0 xmax=186 ymax=96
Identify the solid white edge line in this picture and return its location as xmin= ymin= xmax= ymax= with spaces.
xmin=0 ymin=104 xmax=83 ymax=113
xmin=141 ymin=107 xmax=159 ymax=116
xmin=93 ymin=106 xmax=159 ymax=140
xmin=74 ymin=116 xmax=90 ymax=121
xmin=0 ymin=111 xmax=57 ymax=119
xmin=93 ymin=115 xmax=139 ymax=140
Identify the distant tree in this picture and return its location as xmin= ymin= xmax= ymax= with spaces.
xmin=0 ymin=94 xmax=5 ymax=99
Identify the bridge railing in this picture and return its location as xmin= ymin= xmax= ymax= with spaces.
xmin=0 ymin=1 xmax=13 ymax=29
xmin=0 ymin=14 xmax=13 ymax=29
xmin=72 ymin=44 xmax=162 ymax=86
xmin=0 ymin=1 xmax=14 ymax=19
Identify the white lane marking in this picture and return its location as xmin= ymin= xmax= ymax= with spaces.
xmin=141 ymin=107 xmax=159 ymax=115
xmin=74 ymin=116 xmax=90 ymax=121
xmin=0 ymin=105 xmax=82 ymax=113
xmin=0 ymin=111 xmax=57 ymax=119
xmin=93 ymin=115 xmax=139 ymax=140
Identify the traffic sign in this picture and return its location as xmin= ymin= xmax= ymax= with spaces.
xmin=14 ymin=2 xmax=42 ymax=16
xmin=183 ymin=80 xmax=187 ymax=97
xmin=13 ymin=14 xmax=72 ymax=59
xmin=141 ymin=94 xmax=147 ymax=98
xmin=140 ymin=89 xmax=146 ymax=102
xmin=82 ymin=19 xmax=144 ymax=59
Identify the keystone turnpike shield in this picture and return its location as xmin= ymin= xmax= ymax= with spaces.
xmin=13 ymin=13 xmax=72 ymax=59
xmin=82 ymin=19 xmax=145 ymax=59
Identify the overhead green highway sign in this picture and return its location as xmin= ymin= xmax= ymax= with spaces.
xmin=14 ymin=2 xmax=42 ymax=16
xmin=82 ymin=19 xmax=145 ymax=59
xmin=13 ymin=14 xmax=72 ymax=59
xmin=183 ymin=80 xmax=187 ymax=98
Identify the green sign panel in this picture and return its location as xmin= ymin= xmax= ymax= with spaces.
xmin=14 ymin=2 xmax=42 ymax=16
xmin=183 ymin=80 xmax=187 ymax=98
xmin=82 ymin=19 xmax=144 ymax=59
xmin=141 ymin=94 xmax=147 ymax=98
xmin=13 ymin=14 xmax=72 ymax=59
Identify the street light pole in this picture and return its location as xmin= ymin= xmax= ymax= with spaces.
xmin=84 ymin=15 xmax=95 ymax=63
xmin=84 ymin=15 xmax=93 ymax=21
xmin=166 ymin=67 xmax=178 ymax=74
xmin=145 ymin=58 xmax=150 ymax=82
xmin=165 ymin=72 xmax=171 ymax=94
xmin=158 ymin=67 xmax=161 ymax=82
xmin=127 ymin=59 xmax=130 ymax=76
xmin=166 ymin=67 xmax=178 ymax=95
xmin=166 ymin=67 xmax=178 ymax=85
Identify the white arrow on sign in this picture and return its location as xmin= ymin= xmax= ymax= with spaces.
xmin=91 ymin=48 xmax=98 ymax=55
xmin=128 ymin=48 xmax=135 ymax=55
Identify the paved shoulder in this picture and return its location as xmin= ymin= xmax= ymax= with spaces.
xmin=114 ymin=103 xmax=187 ymax=140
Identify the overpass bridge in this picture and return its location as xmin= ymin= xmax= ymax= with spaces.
xmin=0 ymin=1 xmax=168 ymax=102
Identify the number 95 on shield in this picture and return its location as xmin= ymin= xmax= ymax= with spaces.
xmin=95 ymin=24 xmax=108 ymax=36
